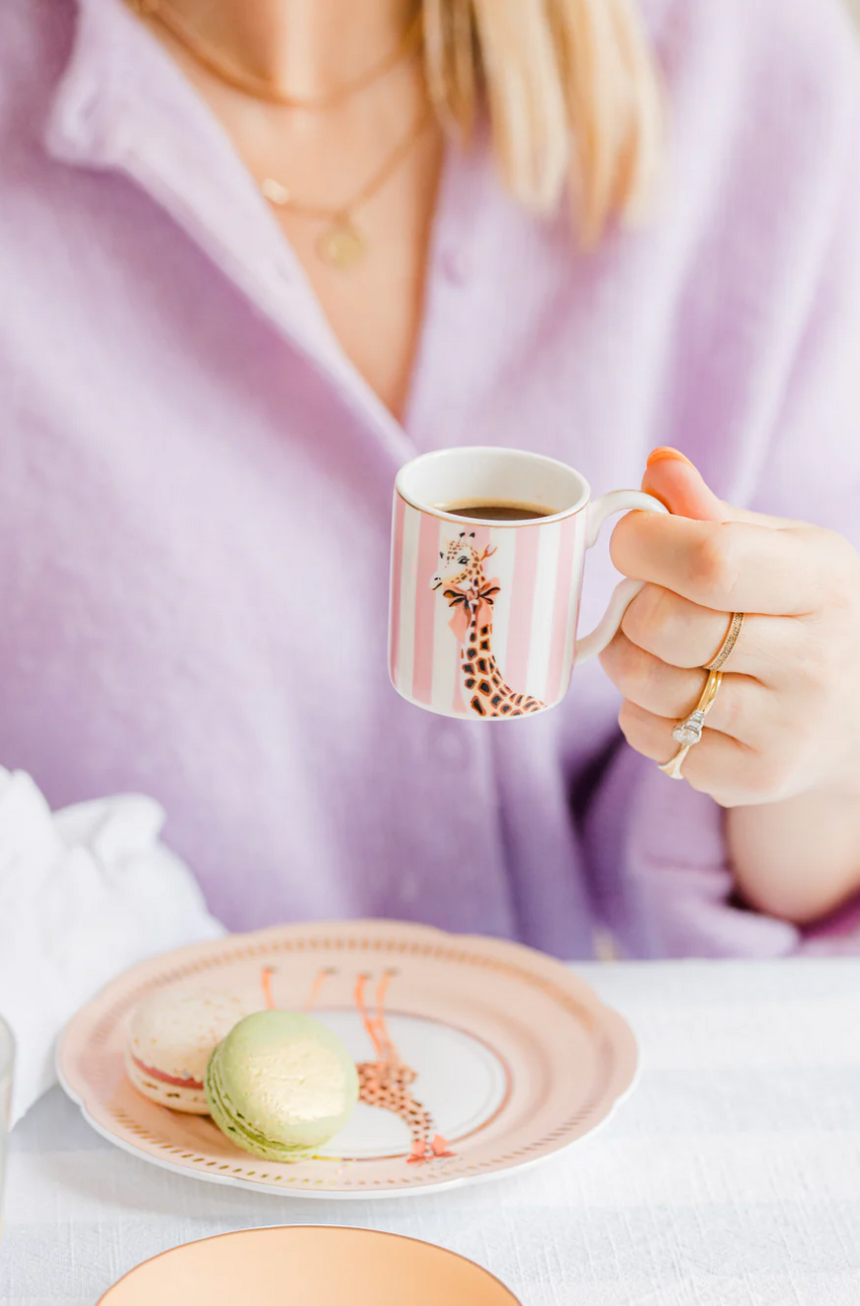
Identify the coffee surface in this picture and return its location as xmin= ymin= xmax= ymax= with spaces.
xmin=440 ymin=502 xmax=553 ymax=522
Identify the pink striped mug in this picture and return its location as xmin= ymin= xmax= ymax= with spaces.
xmin=389 ymin=447 xmax=669 ymax=719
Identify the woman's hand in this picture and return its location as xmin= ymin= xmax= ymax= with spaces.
xmin=600 ymin=448 xmax=860 ymax=811
xmin=600 ymin=447 xmax=860 ymax=926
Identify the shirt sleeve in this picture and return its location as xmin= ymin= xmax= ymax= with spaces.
xmin=583 ymin=5 xmax=860 ymax=960
xmin=0 ymin=768 xmax=224 ymax=1126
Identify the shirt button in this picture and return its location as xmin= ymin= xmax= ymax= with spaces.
xmin=439 ymin=247 xmax=468 ymax=284
xmin=58 ymin=90 xmax=100 ymax=153
xmin=79 ymin=93 xmax=99 ymax=123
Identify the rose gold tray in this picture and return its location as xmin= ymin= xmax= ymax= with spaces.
xmin=97 ymin=1226 xmax=522 ymax=1305
xmin=59 ymin=919 xmax=638 ymax=1199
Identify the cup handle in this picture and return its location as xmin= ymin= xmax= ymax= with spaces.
xmin=575 ymin=490 xmax=670 ymax=664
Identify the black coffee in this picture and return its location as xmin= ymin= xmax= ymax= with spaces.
xmin=441 ymin=502 xmax=553 ymax=522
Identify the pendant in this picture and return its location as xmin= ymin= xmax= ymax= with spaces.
xmin=316 ymin=218 xmax=366 ymax=270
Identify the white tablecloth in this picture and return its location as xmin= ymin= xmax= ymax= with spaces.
xmin=2 ymin=959 xmax=860 ymax=1306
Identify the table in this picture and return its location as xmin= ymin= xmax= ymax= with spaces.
xmin=2 ymin=960 xmax=860 ymax=1306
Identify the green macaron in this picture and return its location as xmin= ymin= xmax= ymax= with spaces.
xmin=205 ymin=1010 xmax=359 ymax=1162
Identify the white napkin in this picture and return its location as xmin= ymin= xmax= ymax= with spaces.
xmin=0 ymin=768 xmax=224 ymax=1126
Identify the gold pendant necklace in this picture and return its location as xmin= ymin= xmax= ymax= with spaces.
xmin=260 ymin=107 xmax=433 ymax=270
xmin=127 ymin=0 xmax=431 ymax=271
xmin=315 ymin=221 xmax=367 ymax=271
xmin=259 ymin=188 xmax=367 ymax=270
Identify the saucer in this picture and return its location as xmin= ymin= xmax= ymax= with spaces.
xmin=60 ymin=919 xmax=638 ymax=1198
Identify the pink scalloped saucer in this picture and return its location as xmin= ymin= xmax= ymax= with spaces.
xmin=58 ymin=920 xmax=638 ymax=1199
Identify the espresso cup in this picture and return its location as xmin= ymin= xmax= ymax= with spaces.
xmin=389 ymin=447 xmax=668 ymax=719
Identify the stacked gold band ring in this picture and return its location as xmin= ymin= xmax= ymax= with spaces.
xmin=657 ymin=612 xmax=744 ymax=781
xmin=704 ymin=611 xmax=745 ymax=672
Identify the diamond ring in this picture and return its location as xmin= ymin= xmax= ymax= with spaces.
xmin=658 ymin=669 xmax=724 ymax=780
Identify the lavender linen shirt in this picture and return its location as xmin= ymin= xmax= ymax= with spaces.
xmin=2 ymin=0 xmax=860 ymax=960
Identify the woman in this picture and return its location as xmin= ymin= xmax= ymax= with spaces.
xmin=2 ymin=0 xmax=860 ymax=1114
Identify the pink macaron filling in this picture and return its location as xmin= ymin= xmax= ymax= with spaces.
xmin=131 ymin=1053 xmax=204 ymax=1091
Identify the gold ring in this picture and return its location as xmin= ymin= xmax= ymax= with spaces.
xmin=658 ymin=668 xmax=723 ymax=780
xmin=704 ymin=612 xmax=745 ymax=672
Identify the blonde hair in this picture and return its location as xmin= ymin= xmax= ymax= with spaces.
xmin=423 ymin=0 xmax=663 ymax=243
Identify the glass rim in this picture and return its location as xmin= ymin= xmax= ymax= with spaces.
xmin=0 ymin=1013 xmax=15 ymax=1074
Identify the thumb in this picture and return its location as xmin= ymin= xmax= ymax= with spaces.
xmin=641 ymin=448 xmax=732 ymax=523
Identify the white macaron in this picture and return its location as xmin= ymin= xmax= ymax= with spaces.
xmin=124 ymin=986 xmax=249 ymax=1113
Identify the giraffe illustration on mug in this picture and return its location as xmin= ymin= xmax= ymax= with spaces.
xmin=430 ymin=532 xmax=545 ymax=717
xmin=260 ymin=967 xmax=454 ymax=1165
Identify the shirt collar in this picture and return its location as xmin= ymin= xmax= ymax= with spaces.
xmin=43 ymin=0 xmax=416 ymax=465
xmin=46 ymin=0 xmax=183 ymax=170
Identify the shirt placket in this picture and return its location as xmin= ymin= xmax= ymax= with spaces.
xmin=45 ymin=0 xmax=416 ymax=471
xmin=42 ymin=0 xmax=525 ymax=943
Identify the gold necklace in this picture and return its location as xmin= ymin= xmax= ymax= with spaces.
xmin=130 ymin=0 xmax=423 ymax=110
xmin=261 ymin=106 xmax=433 ymax=270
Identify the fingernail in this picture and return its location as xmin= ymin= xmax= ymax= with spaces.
xmin=647 ymin=447 xmax=695 ymax=469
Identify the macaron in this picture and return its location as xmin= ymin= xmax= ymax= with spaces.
xmin=125 ymin=987 xmax=249 ymax=1114
xmin=205 ymin=1010 xmax=359 ymax=1161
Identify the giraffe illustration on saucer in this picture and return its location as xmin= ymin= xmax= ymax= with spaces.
xmin=261 ymin=966 xmax=455 ymax=1165
xmin=431 ymin=532 xmax=545 ymax=718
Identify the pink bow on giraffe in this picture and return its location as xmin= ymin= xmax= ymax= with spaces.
xmin=442 ymin=544 xmax=500 ymax=643
xmin=443 ymin=582 xmax=500 ymax=643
